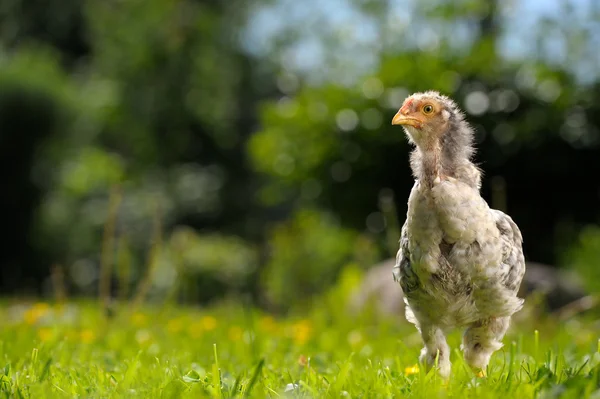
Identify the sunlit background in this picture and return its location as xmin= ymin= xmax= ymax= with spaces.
xmin=1 ymin=0 xmax=599 ymax=315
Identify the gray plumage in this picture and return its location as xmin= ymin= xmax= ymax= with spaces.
xmin=391 ymin=91 xmax=526 ymax=378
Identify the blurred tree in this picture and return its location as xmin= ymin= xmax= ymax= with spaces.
xmin=2 ymin=0 xmax=600 ymax=307
xmin=165 ymin=226 xmax=259 ymax=304
xmin=0 ymin=48 xmax=83 ymax=293
xmin=0 ymin=0 xmax=89 ymax=64
xmin=259 ymin=208 xmax=376 ymax=311
xmin=565 ymin=225 xmax=600 ymax=295
xmin=0 ymin=0 xmax=274 ymax=297
xmin=247 ymin=0 xmax=600 ymax=274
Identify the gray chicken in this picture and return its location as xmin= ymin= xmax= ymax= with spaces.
xmin=391 ymin=91 xmax=525 ymax=378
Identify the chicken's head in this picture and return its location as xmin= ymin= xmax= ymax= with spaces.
xmin=391 ymin=91 xmax=457 ymax=148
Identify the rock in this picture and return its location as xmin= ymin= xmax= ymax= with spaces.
xmin=518 ymin=262 xmax=587 ymax=312
xmin=349 ymin=258 xmax=404 ymax=316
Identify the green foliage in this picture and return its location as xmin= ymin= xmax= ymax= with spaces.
xmin=249 ymin=91 xmax=339 ymax=182
xmin=0 ymin=0 xmax=269 ymax=294
xmin=247 ymin=32 xmax=594 ymax=268
xmin=0 ymin=45 xmax=76 ymax=106
xmin=61 ymin=148 xmax=126 ymax=196
xmin=164 ymin=227 xmax=259 ymax=302
xmin=248 ymin=50 xmax=575 ymax=210
xmin=170 ymin=227 xmax=258 ymax=281
xmin=86 ymin=0 xmax=245 ymax=163
xmin=260 ymin=209 xmax=372 ymax=309
xmin=564 ymin=225 xmax=600 ymax=294
xmin=2 ymin=0 xmax=600 ymax=304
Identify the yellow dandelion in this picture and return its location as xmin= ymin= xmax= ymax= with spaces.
xmin=476 ymin=369 xmax=487 ymax=378
xmin=37 ymin=328 xmax=54 ymax=342
xmin=228 ymin=326 xmax=243 ymax=341
xmin=200 ymin=316 xmax=217 ymax=331
xmin=404 ymin=364 xmax=420 ymax=375
xmin=188 ymin=321 xmax=204 ymax=339
xmin=131 ymin=312 xmax=147 ymax=327
xmin=33 ymin=302 xmax=50 ymax=312
xmin=167 ymin=318 xmax=184 ymax=334
xmin=291 ymin=319 xmax=312 ymax=345
xmin=258 ymin=315 xmax=278 ymax=333
xmin=24 ymin=303 xmax=50 ymax=325
xmin=80 ymin=329 xmax=96 ymax=344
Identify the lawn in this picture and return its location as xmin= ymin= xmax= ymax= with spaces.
xmin=1 ymin=293 xmax=599 ymax=398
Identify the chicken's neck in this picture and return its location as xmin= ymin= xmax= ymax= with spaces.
xmin=419 ymin=143 xmax=442 ymax=188
xmin=410 ymin=139 xmax=474 ymax=189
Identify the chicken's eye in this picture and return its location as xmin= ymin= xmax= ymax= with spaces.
xmin=422 ymin=104 xmax=434 ymax=115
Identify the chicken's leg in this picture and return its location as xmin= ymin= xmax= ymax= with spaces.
xmin=462 ymin=317 xmax=510 ymax=375
xmin=418 ymin=324 xmax=451 ymax=378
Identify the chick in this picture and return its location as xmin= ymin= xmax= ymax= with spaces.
xmin=391 ymin=91 xmax=525 ymax=378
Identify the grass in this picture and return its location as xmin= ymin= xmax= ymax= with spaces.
xmin=1 ymin=293 xmax=599 ymax=399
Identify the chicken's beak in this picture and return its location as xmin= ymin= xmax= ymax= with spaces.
xmin=391 ymin=112 xmax=422 ymax=128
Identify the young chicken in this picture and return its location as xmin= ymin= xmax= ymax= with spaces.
xmin=391 ymin=91 xmax=525 ymax=378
